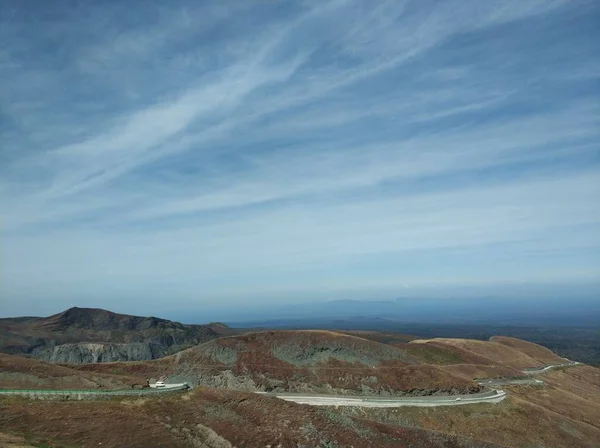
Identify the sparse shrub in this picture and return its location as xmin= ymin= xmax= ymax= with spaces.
xmin=318 ymin=408 xmax=374 ymax=438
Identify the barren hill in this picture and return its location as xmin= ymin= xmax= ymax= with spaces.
xmin=0 ymin=307 xmax=232 ymax=363
xmin=73 ymin=330 xmax=481 ymax=396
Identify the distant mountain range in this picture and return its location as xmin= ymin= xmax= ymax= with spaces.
xmin=217 ymin=296 xmax=600 ymax=327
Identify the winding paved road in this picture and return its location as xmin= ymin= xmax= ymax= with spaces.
xmin=0 ymin=361 xmax=581 ymax=405
xmin=261 ymin=360 xmax=582 ymax=408
xmin=261 ymin=388 xmax=507 ymax=407
xmin=478 ymin=378 xmax=543 ymax=387
xmin=522 ymin=361 xmax=580 ymax=375
xmin=477 ymin=360 xmax=581 ymax=387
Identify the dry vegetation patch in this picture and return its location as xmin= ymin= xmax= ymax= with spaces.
xmin=412 ymin=338 xmax=545 ymax=369
xmin=0 ymin=389 xmax=504 ymax=448
xmin=490 ymin=336 xmax=567 ymax=365
xmin=0 ymin=353 xmax=145 ymax=390
xmin=2 ymin=333 xmax=599 ymax=447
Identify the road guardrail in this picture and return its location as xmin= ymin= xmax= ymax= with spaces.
xmin=0 ymin=384 xmax=189 ymax=397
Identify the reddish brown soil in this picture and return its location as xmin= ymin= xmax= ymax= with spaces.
xmin=411 ymin=338 xmax=547 ymax=370
xmin=490 ymin=336 xmax=567 ymax=365
xmin=440 ymin=363 xmax=523 ymax=380
xmin=0 ymin=388 xmax=505 ymax=448
xmin=343 ymin=364 xmax=600 ymax=448
xmin=0 ymin=353 xmax=145 ymax=390
xmin=0 ymin=431 xmax=36 ymax=448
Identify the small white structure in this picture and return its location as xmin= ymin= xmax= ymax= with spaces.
xmin=149 ymin=378 xmax=189 ymax=390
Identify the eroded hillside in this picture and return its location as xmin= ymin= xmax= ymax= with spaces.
xmin=73 ymin=330 xmax=481 ymax=396
xmin=0 ymin=307 xmax=232 ymax=363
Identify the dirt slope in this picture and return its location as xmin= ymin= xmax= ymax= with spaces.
xmin=0 ymin=388 xmax=504 ymax=448
xmin=490 ymin=335 xmax=568 ymax=365
xmin=0 ymin=353 xmax=145 ymax=390
xmin=337 ymin=364 xmax=600 ymax=448
xmin=411 ymin=337 xmax=547 ymax=370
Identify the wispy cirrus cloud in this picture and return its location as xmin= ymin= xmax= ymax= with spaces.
xmin=1 ymin=0 xmax=599 ymax=316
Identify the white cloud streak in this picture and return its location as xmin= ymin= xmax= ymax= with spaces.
xmin=1 ymin=0 xmax=598 ymax=312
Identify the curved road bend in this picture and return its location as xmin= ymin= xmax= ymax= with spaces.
xmin=478 ymin=378 xmax=543 ymax=387
xmin=522 ymin=361 xmax=580 ymax=375
xmin=259 ymin=389 xmax=507 ymax=407
xmin=480 ymin=360 xmax=582 ymax=387
xmin=260 ymin=361 xmax=582 ymax=408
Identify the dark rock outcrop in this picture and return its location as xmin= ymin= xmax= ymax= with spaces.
xmin=31 ymin=342 xmax=165 ymax=363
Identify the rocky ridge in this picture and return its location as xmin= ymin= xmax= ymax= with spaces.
xmin=0 ymin=307 xmax=232 ymax=363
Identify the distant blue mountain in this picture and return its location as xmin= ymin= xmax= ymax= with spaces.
xmin=174 ymin=296 xmax=600 ymax=328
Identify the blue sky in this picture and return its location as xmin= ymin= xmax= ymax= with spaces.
xmin=1 ymin=0 xmax=599 ymax=318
